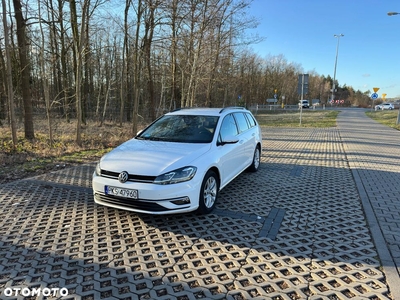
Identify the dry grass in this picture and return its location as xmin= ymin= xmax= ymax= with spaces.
xmin=365 ymin=110 xmax=400 ymax=131
xmin=0 ymin=118 xmax=137 ymax=183
xmin=255 ymin=110 xmax=339 ymax=127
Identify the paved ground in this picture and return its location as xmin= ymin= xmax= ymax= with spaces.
xmin=0 ymin=108 xmax=399 ymax=299
xmin=337 ymin=109 xmax=400 ymax=298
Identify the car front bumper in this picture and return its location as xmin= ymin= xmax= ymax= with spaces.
xmin=92 ymin=172 xmax=201 ymax=214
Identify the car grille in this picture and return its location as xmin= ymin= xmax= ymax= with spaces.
xmin=95 ymin=193 xmax=174 ymax=212
xmin=101 ymin=170 xmax=156 ymax=183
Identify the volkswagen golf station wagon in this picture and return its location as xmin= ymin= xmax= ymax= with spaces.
xmin=92 ymin=107 xmax=262 ymax=215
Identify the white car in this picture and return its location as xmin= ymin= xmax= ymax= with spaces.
xmin=381 ymin=103 xmax=394 ymax=110
xmin=92 ymin=107 xmax=262 ymax=215
xmin=299 ymin=100 xmax=309 ymax=108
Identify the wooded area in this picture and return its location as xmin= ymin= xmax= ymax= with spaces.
xmin=0 ymin=0 xmax=371 ymax=146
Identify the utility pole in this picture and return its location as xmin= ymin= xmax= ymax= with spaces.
xmin=332 ymin=34 xmax=344 ymax=104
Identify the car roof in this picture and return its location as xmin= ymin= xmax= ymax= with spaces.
xmin=167 ymin=107 xmax=249 ymax=116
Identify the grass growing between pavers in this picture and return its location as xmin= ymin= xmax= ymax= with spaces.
xmin=365 ymin=110 xmax=400 ymax=131
xmin=255 ymin=110 xmax=339 ymax=127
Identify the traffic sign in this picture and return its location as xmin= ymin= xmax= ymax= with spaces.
xmin=373 ymin=87 xmax=380 ymax=93
xmin=371 ymin=93 xmax=379 ymax=100
xmin=297 ymin=74 xmax=309 ymax=95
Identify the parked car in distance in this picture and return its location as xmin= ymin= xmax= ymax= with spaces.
xmin=381 ymin=103 xmax=394 ymax=110
xmin=92 ymin=107 xmax=262 ymax=215
xmin=299 ymin=100 xmax=309 ymax=108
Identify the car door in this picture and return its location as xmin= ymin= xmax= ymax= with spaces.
xmin=233 ymin=112 xmax=254 ymax=166
xmin=217 ymin=113 xmax=246 ymax=187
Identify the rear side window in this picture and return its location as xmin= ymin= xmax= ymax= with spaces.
xmin=234 ymin=113 xmax=250 ymax=133
xmin=245 ymin=113 xmax=257 ymax=127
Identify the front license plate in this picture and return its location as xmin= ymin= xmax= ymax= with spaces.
xmin=105 ymin=186 xmax=138 ymax=199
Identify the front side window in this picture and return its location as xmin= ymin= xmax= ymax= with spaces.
xmin=219 ymin=114 xmax=238 ymax=141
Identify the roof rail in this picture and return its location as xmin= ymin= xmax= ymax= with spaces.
xmin=219 ymin=106 xmax=246 ymax=113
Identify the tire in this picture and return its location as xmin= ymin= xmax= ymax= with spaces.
xmin=197 ymin=170 xmax=219 ymax=214
xmin=248 ymin=146 xmax=261 ymax=172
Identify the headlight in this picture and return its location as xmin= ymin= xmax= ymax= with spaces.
xmin=95 ymin=162 xmax=101 ymax=176
xmin=154 ymin=166 xmax=197 ymax=185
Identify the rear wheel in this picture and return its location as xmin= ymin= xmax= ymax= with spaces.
xmin=248 ymin=146 xmax=260 ymax=172
xmin=197 ymin=170 xmax=219 ymax=214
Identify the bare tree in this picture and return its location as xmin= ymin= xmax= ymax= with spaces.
xmin=2 ymin=0 xmax=17 ymax=147
xmin=37 ymin=0 xmax=54 ymax=145
xmin=13 ymin=0 xmax=35 ymax=139
xmin=69 ymin=0 xmax=84 ymax=145
xmin=142 ymin=0 xmax=161 ymax=120
xmin=69 ymin=0 xmax=104 ymax=144
xmin=132 ymin=0 xmax=143 ymax=135
xmin=119 ymin=0 xmax=131 ymax=126
xmin=169 ymin=0 xmax=179 ymax=111
xmin=55 ymin=0 xmax=73 ymax=122
xmin=0 ymin=31 xmax=7 ymax=124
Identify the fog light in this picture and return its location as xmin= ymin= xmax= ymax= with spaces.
xmin=171 ymin=197 xmax=191 ymax=205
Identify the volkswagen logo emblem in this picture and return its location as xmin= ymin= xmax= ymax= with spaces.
xmin=118 ymin=171 xmax=129 ymax=183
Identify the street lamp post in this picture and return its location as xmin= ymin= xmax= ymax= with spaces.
xmin=387 ymin=12 xmax=400 ymax=124
xmin=332 ymin=34 xmax=344 ymax=104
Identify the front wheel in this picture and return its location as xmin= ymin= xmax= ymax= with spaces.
xmin=248 ymin=146 xmax=261 ymax=172
xmin=197 ymin=170 xmax=219 ymax=214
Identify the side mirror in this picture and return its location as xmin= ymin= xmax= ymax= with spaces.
xmin=220 ymin=135 xmax=239 ymax=145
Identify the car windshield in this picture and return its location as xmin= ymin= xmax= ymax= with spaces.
xmin=137 ymin=115 xmax=219 ymax=143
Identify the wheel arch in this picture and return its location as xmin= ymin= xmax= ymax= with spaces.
xmin=206 ymin=166 xmax=221 ymax=188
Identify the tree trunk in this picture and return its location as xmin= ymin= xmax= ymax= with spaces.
xmin=132 ymin=0 xmax=143 ymax=135
xmin=69 ymin=0 xmax=83 ymax=145
xmin=2 ymin=0 xmax=17 ymax=147
xmin=38 ymin=0 xmax=53 ymax=145
xmin=0 ymin=38 xmax=8 ymax=123
xmin=144 ymin=0 xmax=156 ymax=120
xmin=170 ymin=0 xmax=178 ymax=111
xmin=57 ymin=0 xmax=70 ymax=122
xmin=13 ymin=0 xmax=35 ymax=139
xmin=120 ymin=0 xmax=131 ymax=126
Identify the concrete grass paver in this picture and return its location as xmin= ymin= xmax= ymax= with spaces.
xmin=0 ymin=108 xmax=398 ymax=299
xmin=337 ymin=109 xmax=400 ymax=299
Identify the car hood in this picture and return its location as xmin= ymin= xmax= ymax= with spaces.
xmin=100 ymin=139 xmax=211 ymax=175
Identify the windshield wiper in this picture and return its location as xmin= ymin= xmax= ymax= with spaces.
xmin=136 ymin=136 xmax=168 ymax=141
